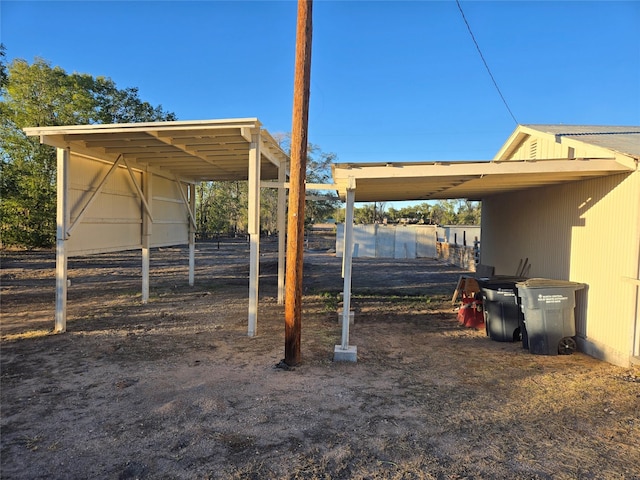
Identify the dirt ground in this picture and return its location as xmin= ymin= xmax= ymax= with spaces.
xmin=1 ymin=239 xmax=639 ymax=480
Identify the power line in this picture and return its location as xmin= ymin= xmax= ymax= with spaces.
xmin=455 ymin=0 xmax=518 ymax=125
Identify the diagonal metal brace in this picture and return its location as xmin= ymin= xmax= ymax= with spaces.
xmin=67 ymin=155 xmax=123 ymax=237
xmin=122 ymin=158 xmax=154 ymax=223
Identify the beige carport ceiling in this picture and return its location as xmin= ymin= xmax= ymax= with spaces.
xmin=332 ymin=158 xmax=635 ymax=202
xmin=24 ymin=118 xmax=288 ymax=182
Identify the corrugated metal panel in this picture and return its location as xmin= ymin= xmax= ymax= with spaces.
xmin=150 ymin=176 xmax=189 ymax=248
xmin=68 ymin=154 xmax=142 ymax=255
xmin=66 ymin=154 xmax=192 ymax=254
xmin=569 ymin=172 xmax=640 ymax=355
xmin=482 ymin=171 xmax=639 ymax=365
xmin=524 ymin=125 xmax=640 ymax=158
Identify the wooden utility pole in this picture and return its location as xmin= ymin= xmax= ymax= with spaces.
xmin=284 ymin=0 xmax=313 ymax=366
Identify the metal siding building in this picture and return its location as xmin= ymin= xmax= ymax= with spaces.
xmin=482 ymin=126 xmax=640 ymax=367
xmin=333 ymin=124 xmax=639 ymax=367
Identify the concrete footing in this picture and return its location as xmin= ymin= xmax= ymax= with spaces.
xmin=333 ymin=345 xmax=357 ymax=362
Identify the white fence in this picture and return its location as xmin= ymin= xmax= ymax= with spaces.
xmin=336 ymin=224 xmax=438 ymax=259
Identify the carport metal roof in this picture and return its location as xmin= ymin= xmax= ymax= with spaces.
xmin=24 ymin=118 xmax=288 ymax=182
xmin=332 ymin=124 xmax=639 ymax=203
xmin=331 ymin=157 xmax=636 ymax=202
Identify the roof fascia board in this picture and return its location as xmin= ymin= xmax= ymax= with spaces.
xmin=333 ymin=158 xmax=629 ymax=181
xmin=23 ymin=118 xmax=261 ymax=137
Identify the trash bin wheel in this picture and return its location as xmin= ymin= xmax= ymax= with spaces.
xmin=558 ymin=337 xmax=577 ymax=355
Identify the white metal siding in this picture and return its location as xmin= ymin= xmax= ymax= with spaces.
xmin=67 ymin=155 xmax=142 ymax=255
xmin=65 ymin=155 xmax=191 ymax=254
xmin=150 ymin=176 xmax=189 ymax=247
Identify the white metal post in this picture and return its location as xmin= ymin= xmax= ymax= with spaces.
xmin=142 ymin=170 xmax=152 ymax=304
xmin=247 ymin=131 xmax=261 ymax=336
xmin=142 ymin=248 xmax=150 ymax=303
xmin=189 ymin=183 xmax=196 ymax=287
xmin=55 ymin=147 xmax=70 ymax=332
xmin=334 ymin=178 xmax=357 ymax=362
xmin=341 ymin=187 xmax=355 ymax=349
xmin=277 ymin=161 xmax=287 ymax=305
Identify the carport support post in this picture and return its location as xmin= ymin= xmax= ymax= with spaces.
xmin=247 ymin=131 xmax=261 ymax=337
xmin=141 ymin=170 xmax=152 ymax=304
xmin=277 ymin=160 xmax=287 ymax=305
xmin=54 ymin=147 xmax=70 ymax=333
xmin=334 ymin=180 xmax=357 ymax=362
xmin=188 ymin=183 xmax=196 ymax=287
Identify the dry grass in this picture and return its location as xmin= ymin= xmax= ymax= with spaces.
xmin=1 ymin=245 xmax=639 ymax=479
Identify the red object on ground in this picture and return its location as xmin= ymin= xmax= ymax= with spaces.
xmin=457 ymin=300 xmax=485 ymax=330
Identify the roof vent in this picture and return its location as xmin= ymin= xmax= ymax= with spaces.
xmin=529 ymin=140 xmax=538 ymax=159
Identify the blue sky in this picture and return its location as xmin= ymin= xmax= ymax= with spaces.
xmin=2 ymin=0 xmax=639 ymax=165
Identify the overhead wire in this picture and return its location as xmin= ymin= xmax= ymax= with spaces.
xmin=455 ymin=0 xmax=519 ymax=125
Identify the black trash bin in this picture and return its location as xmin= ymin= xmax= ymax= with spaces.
xmin=478 ymin=278 xmax=525 ymax=343
xmin=516 ymin=278 xmax=585 ymax=355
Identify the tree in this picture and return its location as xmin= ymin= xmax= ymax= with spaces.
xmin=274 ymin=133 xmax=340 ymax=227
xmin=193 ymin=139 xmax=340 ymax=239
xmin=0 ymin=53 xmax=176 ymax=248
xmin=337 ymin=200 xmax=481 ymax=227
xmin=455 ymin=199 xmax=482 ymax=225
xmin=195 ymin=181 xmax=249 ymax=238
xmin=0 ymin=45 xmax=8 ymax=90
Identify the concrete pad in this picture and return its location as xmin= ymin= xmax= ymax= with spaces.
xmin=334 ymin=345 xmax=357 ymax=362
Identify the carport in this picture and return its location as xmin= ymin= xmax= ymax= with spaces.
xmin=26 ymin=121 xmax=639 ymax=366
xmin=24 ymin=118 xmax=289 ymax=336
xmin=331 ymin=132 xmax=637 ymax=361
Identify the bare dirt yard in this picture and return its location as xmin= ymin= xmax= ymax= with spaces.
xmin=1 ymin=239 xmax=639 ymax=479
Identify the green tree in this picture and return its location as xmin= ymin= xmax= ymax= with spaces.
xmin=0 ymin=45 xmax=8 ymax=90
xmin=455 ymin=199 xmax=482 ymax=225
xmin=196 ymin=181 xmax=248 ymax=238
xmin=352 ymin=202 xmax=387 ymax=224
xmin=0 ymin=53 xmax=175 ymax=248
xmin=339 ymin=200 xmax=481 ymax=227
xmin=273 ymin=133 xmax=340 ymax=227
xmin=194 ymin=133 xmax=340 ymax=239
xmin=303 ymin=145 xmax=340 ymax=226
